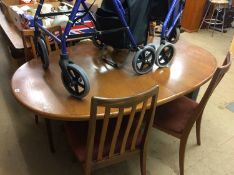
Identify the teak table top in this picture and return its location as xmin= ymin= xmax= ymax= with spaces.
xmin=11 ymin=39 xmax=217 ymax=121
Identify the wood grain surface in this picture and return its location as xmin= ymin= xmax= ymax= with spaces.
xmin=181 ymin=0 xmax=207 ymax=32
xmin=11 ymin=39 xmax=217 ymax=121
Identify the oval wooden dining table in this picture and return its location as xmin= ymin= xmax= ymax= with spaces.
xmin=11 ymin=39 xmax=217 ymax=152
xmin=12 ymin=39 xmax=217 ymax=120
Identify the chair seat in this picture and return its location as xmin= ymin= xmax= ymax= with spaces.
xmin=64 ymin=117 xmax=142 ymax=163
xmin=153 ymin=96 xmax=198 ymax=134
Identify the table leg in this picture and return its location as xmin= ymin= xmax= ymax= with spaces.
xmin=35 ymin=115 xmax=39 ymax=124
xmin=44 ymin=118 xmax=55 ymax=153
xmin=186 ymin=88 xmax=200 ymax=101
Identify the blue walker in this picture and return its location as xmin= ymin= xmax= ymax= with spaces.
xmin=34 ymin=0 xmax=185 ymax=99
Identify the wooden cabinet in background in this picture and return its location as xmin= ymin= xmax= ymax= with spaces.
xmin=181 ymin=0 xmax=207 ymax=32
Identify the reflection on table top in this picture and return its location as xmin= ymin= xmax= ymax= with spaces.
xmin=11 ymin=39 xmax=217 ymax=121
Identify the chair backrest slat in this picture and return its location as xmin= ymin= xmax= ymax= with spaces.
xmin=22 ymin=29 xmax=37 ymax=61
xmin=87 ymin=85 xmax=159 ymax=164
xmin=131 ymin=99 xmax=148 ymax=151
xmin=47 ymin=25 xmax=62 ymax=51
xmin=45 ymin=36 xmax=52 ymax=53
xmin=120 ymin=105 xmax=136 ymax=154
xmin=29 ymin=36 xmax=37 ymax=60
xmin=21 ymin=26 xmax=62 ymax=61
xmin=97 ymin=107 xmax=111 ymax=161
xmin=109 ymin=107 xmax=124 ymax=157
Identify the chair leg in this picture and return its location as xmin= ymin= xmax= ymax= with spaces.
xmin=196 ymin=116 xmax=202 ymax=145
xmin=35 ymin=115 xmax=39 ymax=124
xmin=45 ymin=118 xmax=55 ymax=153
xmin=140 ymin=150 xmax=147 ymax=175
xmin=179 ymin=137 xmax=188 ymax=175
xmin=84 ymin=165 xmax=92 ymax=175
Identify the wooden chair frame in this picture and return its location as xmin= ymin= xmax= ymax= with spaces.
xmin=79 ymin=85 xmax=159 ymax=175
xmin=154 ymin=53 xmax=232 ymax=175
xmin=21 ymin=26 xmax=62 ymax=61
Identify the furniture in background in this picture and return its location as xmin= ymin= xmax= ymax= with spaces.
xmin=181 ymin=0 xmax=207 ymax=32
xmin=22 ymin=26 xmax=62 ymax=61
xmin=11 ymin=39 xmax=217 ymax=153
xmin=65 ymin=85 xmax=159 ymax=175
xmin=199 ymin=0 xmax=229 ymax=36
xmin=0 ymin=9 xmax=24 ymax=57
xmin=152 ymin=53 xmax=232 ymax=175
xmin=22 ymin=30 xmax=37 ymax=61
xmin=0 ymin=1 xmax=96 ymax=58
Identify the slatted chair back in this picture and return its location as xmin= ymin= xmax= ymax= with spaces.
xmin=44 ymin=25 xmax=62 ymax=52
xmin=86 ymin=85 xmax=159 ymax=168
xmin=21 ymin=26 xmax=62 ymax=61
xmin=22 ymin=29 xmax=37 ymax=61
xmin=185 ymin=53 xmax=232 ymax=133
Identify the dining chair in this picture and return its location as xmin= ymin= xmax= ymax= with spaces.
xmin=152 ymin=53 xmax=232 ymax=175
xmin=64 ymin=85 xmax=159 ymax=175
xmin=21 ymin=29 xmax=37 ymax=62
xmin=21 ymin=25 xmax=62 ymax=61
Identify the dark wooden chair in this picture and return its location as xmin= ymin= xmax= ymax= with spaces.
xmin=21 ymin=25 xmax=62 ymax=61
xmin=64 ymin=85 xmax=159 ymax=175
xmin=21 ymin=29 xmax=37 ymax=61
xmin=152 ymin=53 xmax=232 ymax=175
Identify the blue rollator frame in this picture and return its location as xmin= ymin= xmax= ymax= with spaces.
xmin=34 ymin=0 xmax=178 ymax=99
xmin=154 ymin=0 xmax=185 ymax=67
xmin=161 ymin=0 xmax=185 ymax=43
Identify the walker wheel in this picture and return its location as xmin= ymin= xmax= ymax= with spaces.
xmin=155 ymin=43 xmax=175 ymax=68
xmin=37 ymin=36 xmax=49 ymax=70
xmin=168 ymin=27 xmax=180 ymax=44
xmin=132 ymin=45 xmax=156 ymax=75
xmin=61 ymin=64 xmax=90 ymax=99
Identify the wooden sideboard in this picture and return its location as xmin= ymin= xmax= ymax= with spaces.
xmin=181 ymin=0 xmax=207 ymax=32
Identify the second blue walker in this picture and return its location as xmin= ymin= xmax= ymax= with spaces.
xmin=151 ymin=0 xmax=186 ymax=67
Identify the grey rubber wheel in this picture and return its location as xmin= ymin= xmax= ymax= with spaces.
xmin=132 ymin=45 xmax=156 ymax=75
xmin=155 ymin=43 xmax=175 ymax=68
xmin=37 ymin=37 xmax=49 ymax=70
xmin=168 ymin=27 xmax=180 ymax=44
xmin=61 ymin=64 xmax=90 ymax=99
